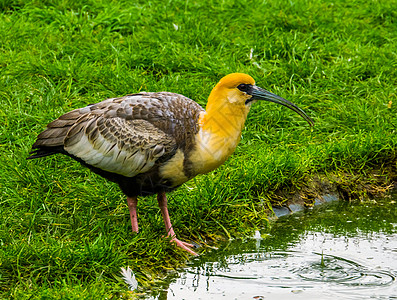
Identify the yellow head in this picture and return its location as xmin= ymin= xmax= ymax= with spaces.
xmin=200 ymin=73 xmax=256 ymax=137
xmin=202 ymin=73 xmax=314 ymax=134
xmin=205 ymin=73 xmax=256 ymax=115
xmin=192 ymin=73 xmax=313 ymax=176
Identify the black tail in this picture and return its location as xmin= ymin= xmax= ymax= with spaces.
xmin=27 ymin=146 xmax=65 ymax=159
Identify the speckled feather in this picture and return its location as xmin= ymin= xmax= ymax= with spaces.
xmin=29 ymin=92 xmax=204 ymax=196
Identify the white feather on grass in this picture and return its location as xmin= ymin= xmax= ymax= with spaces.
xmin=120 ymin=267 xmax=138 ymax=291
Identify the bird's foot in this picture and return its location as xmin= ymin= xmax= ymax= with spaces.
xmin=170 ymin=237 xmax=198 ymax=256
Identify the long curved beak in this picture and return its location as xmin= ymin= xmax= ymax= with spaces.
xmin=250 ymin=85 xmax=314 ymax=126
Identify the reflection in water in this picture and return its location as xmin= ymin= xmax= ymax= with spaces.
xmin=150 ymin=197 xmax=397 ymax=300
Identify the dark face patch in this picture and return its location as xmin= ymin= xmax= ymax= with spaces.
xmin=237 ymin=83 xmax=253 ymax=94
xmin=237 ymin=84 xmax=255 ymax=105
xmin=237 ymin=84 xmax=256 ymax=106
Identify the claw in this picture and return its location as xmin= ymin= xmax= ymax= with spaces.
xmin=171 ymin=237 xmax=198 ymax=256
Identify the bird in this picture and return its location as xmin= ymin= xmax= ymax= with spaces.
xmin=28 ymin=73 xmax=314 ymax=255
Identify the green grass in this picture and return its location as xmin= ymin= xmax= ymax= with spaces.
xmin=1 ymin=0 xmax=397 ymax=297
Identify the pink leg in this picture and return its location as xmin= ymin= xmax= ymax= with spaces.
xmin=127 ymin=196 xmax=139 ymax=233
xmin=157 ymin=192 xmax=198 ymax=256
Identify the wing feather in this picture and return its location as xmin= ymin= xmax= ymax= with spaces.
xmin=64 ymin=117 xmax=176 ymax=177
xmin=29 ymin=92 xmax=204 ymax=177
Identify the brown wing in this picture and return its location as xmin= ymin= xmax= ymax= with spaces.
xmin=65 ymin=116 xmax=176 ymax=177
xmin=29 ymin=92 xmax=204 ymax=177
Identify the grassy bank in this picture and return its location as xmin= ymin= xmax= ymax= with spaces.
xmin=1 ymin=0 xmax=396 ymax=298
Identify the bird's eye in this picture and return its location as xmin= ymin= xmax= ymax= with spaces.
xmin=237 ymin=83 xmax=249 ymax=93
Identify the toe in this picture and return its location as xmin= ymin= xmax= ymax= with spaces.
xmin=172 ymin=238 xmax=198 ymax=256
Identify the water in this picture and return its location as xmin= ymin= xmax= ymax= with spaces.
xmin=149 ymin=196 xmax=397 ymax=299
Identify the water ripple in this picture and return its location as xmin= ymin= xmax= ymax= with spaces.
xmin=186 ymin=250 xmax=395 ymax=290
xmin=294 ymin=252 xmax=395 ymax=286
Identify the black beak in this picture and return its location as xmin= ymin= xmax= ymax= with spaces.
xmin=249 ymin=85 xmax=314 ymax=126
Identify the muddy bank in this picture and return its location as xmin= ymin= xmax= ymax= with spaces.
xmin=268 ymin=166 xmax=397 ymax=218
